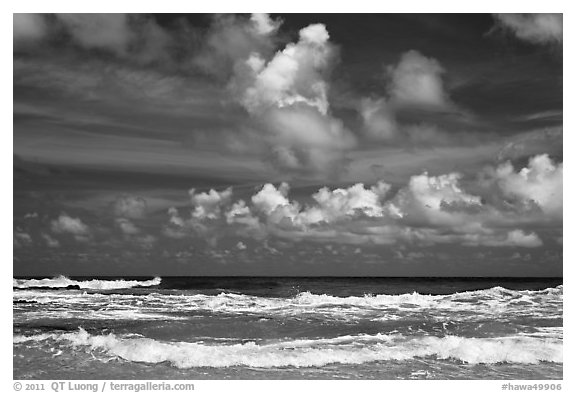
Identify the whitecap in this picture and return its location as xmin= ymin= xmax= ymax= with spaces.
xmin=13 ymin=329 xmax=563 ymax=368
xmin=13 ymin=276 xmax=161 ymax=290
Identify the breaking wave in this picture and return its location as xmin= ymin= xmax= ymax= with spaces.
xmin=14 ymin=329 xmax=562 ymax=368
xmin=287 ymin=285 xmax=563 ymax=307
xmin=13 ymin=284 xmax=562 ymax=324
xmin=157 ymin=285 xmax=563 ymax=316
xmin=13 ymin=276 xmax=161 ymax=290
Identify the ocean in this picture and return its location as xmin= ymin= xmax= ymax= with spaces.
xmin=13 ymin=276 xmax=563 ymax=380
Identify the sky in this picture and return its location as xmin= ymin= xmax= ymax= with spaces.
xmin=13 ymin=13 xmax=563 ymax=276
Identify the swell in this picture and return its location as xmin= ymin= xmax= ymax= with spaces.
xmin=13 ymin=328 xmax=562 ymax=368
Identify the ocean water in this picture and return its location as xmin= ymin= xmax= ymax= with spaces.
xmin=13 ymin=276 xmax=563 ymax=380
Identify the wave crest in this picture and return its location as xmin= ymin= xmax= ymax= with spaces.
xmin=13 ymin=276 xmax=161 ymax=290
xmin=13 ymin=329 xmax=562 ymax=368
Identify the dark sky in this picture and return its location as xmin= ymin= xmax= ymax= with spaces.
xmin=13 ymin=13 xmax=563 ymax=276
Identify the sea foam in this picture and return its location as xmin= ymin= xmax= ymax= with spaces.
xmin=13 ymin=276 xmax=161 ymax=290
xmin=13 ymin=329 xmax=562 ymax=368
xmin=13 ymin=284 xmax=563 ymax=324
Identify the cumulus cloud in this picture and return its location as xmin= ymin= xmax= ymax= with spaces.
xmin=239 ymin=23 xmax=333 ymax=115
xmin=13 ymin=13 xmax=356 ymax=177
xmin=461 ymin=229 xmax=543 ymax=248
xmin=162 ymin=208 xmax=187 ymax=239
xmin=113 ymin=195 xmax=148 ymax=219
xmin=387 ymin=50 xmax=451 ymax=109
xmin=167 ymin=207 xmax=185 ymax=227
xmin=262 ymin=106 xmax=354 ymax=150
xmin=55 ymin=14 xmax=172 ymax=63
xmin=503 ymin=229 xmax=543 ymax=247
xmin=225 ymin=200 xmax=259 ymax=226
xmin=14 ymin=14 xmax=47 ymax=45
xmin=184 ymin=155 xmax=555 ymax=248
xmin=390 ymin=172 xmax=484 ymax=226
xmin=251 ymin=182 xmax=291 ymax=215
xmin=50 ymin=213 xmax=90 ymax=241
xmin=250 ymin=183 xmax=307 ymax=229
xmin=497 ymin=127 xmax=562 ymax=163
xmin=162 ymin=207 xmax=202 ymax=240
xmin=262 ymin=108 xmax=355 ymax=175
xmin=41 ymin=233 xmax=60 ymax=248
xmin=360 ymin=97 xmax=397 ymax=141
xmin=306 ymin=181 xmax=392 ymax=223
xmin=160 ymin=168 xmax=556 ymax=247
xmin=115 ymin=218 xmax=141 ymax=236
xmin=236 ymin=241 xmax=247 ymax=250
xmin=160 ymin=188 xmax=236 ymax=244
xmin=359 ymin=51 xmax=457 ymax=145
xmin=231 ymin=21 xmax=356 ymax=175
xmin=190 ymin=187 xmax=233 ymax=219
xmin=14 ymin=14 xmax=170 ymax=63
xmin=195 ymin=13 xmax=282 ymax=78
xmin=250 ymin=13 xmax=282 ymax=36
xmin=225 ymin=200 xmax=265 ymax=238
xmin=56 ymin=14 xmax=133 ymax=55
xmin=14 ymin=231 xmax=32 ymax=248
xmin=490 ymin=154 xmax=562 ymax=218
xmin=135 ymin=234 xmax=157 ymax=249
xmin=494 ymin=14 xmax=562 ymax=44
xmin=392 ymin=227 xmax=543 ymax=248
xmin=156 ymin=151 xmax=559 ymax=250
xmin=248 ymin=177 xmax=477 ymax=239
xmin=113 ymin=217 xmax=156 ymax=247
xmin=247 ymin=182 xmax=386 ymax=231
xmin=360 ymin=100 xmax=454 ymax=145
